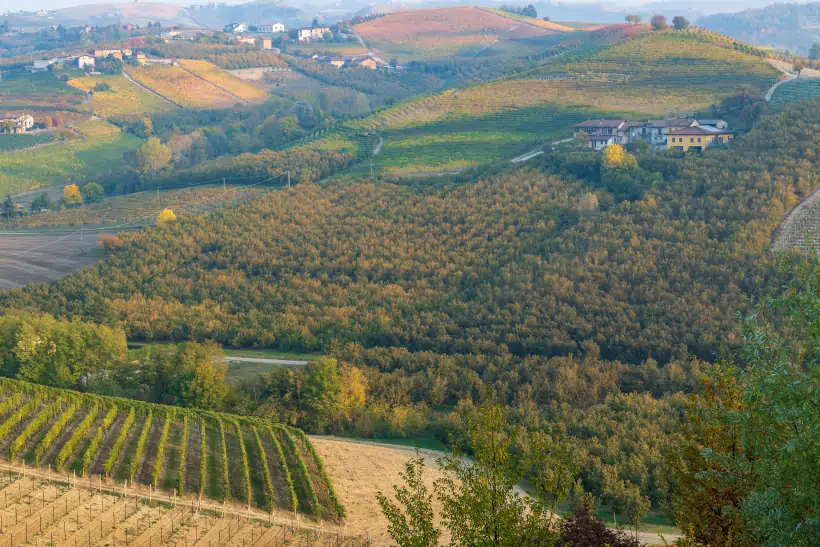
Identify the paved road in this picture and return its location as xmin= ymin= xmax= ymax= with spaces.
xmin=224 ymin=356 xmax=309 ymax=366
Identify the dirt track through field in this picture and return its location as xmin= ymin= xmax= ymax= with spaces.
xmin=0 ymin=233 xmax=105 ymax=289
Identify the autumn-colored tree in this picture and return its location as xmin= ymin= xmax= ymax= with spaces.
xmin=601 ymin=144 xmax=638 ymax=170
xmin=157 ymin=208 xmax=176 ymax=225
xmin=574 ymin=130 xmax=590 ymax=148
xmin=62 ymin=184 xmax=83 ymax=206
xmin=650 ymin=15 xmax=668 ymax=30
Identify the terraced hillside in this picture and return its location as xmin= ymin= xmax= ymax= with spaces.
xmin=0 ymin=377 xmax=342 ymax=522
xmin=123 ymin=65 xmax=239 ymax=109
xmin=68 ymin=74 xmax=176 ymax=118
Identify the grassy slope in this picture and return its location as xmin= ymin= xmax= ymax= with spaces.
xmin=0 ymin=132 xmax=142 ymax=196
xmin=176 ymin=59 xmax=268 ymax=103
xmin=67 ymin=74 xmax=176 ymax=118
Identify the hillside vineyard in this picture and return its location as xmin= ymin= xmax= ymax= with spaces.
xmin=0 ymin=377 xmax=342 ymax=521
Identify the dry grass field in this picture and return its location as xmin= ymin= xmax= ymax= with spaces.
xmin=177 ymin=59 xmax=269 ymax=103
xmin=0 ymin=232 xmax=105 ymax=290
xmin=124 ymin=65 xmax=239 ymax=109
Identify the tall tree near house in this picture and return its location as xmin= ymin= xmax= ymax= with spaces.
xmin=810 ymin=42 xmax=820 ymax=60
xmin=650 ymin=15 xmax=668 ymax=30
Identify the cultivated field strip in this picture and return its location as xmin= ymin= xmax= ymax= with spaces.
xmin=0 ymin=377 xmax=341 ymax=522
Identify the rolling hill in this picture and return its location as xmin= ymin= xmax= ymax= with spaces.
xmin=353 ymin=6 xmax=573 ymax=63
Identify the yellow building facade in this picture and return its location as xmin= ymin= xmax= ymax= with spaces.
xmin=667 ymin=127 xmax=733 ymax=151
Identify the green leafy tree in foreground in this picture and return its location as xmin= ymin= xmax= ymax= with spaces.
xmin=672 ymin=256 xmax=820 ymax=546
xmin=376 ymin=452 xmax=440 ymax=547
xmin=379 ymin=406 xmax=577 ymax=547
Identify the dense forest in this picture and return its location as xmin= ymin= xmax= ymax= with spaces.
xmin=10 ymin=100 xmax=818 ymax=363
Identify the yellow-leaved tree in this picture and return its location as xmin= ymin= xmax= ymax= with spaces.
xmin=62 ymin=184 xmax=83 ymax=206
xmin=157 ymin=208 xmax=176 ymax=225
xmin=601 ymin=144 xmax=638 ymax=170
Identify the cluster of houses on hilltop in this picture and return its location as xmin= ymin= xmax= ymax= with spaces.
xmin=224 ymin=22 xmax=335 ymax=43
xmin=0 ymin=114 xmax=34 ymax=134
xmin=30 ymin=48 xmax=155 ymax=72
xmin=575 ymin=117 xmax=733 ymax=152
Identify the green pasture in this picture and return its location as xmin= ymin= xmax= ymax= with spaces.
xmin=0 ymin=132 xmax=143 ymax=196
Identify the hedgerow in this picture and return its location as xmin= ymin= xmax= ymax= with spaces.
xmin=268 ymin=426 xmax=297 ymax=513
xmin=34 ymin=403 xmax=77 ymax=465
xmin=128 ymin=410 xmax=153 ymax=481
xmin=9 ymin=398 xmax=63 ymax=461
xmin=177 ymin=415 xmax=188 ymax=496
xmin=103 ymin=407 xmax=135 ymax=477
xmin=56 ymin=404 xmax=99 ymax=470
xmin=252 ymin=427 xmax=276 ymax=512
xmin=81 ymin=406 xmax=118 ymax=476
xmin=151 ymin=412 xmax=172 ymax=487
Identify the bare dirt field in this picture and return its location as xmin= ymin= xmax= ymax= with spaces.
xmin=0 ymin=232 xmax=105 ymax=289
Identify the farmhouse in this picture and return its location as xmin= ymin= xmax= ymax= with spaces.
xmin=94 ymin=49 xmax=122 ymax=60
xmin=224 ymin=22 xmax=247 ymax=33
xmin=257 ymin=23 xmax=285 ymax=33
xmin=574 ymin=119 xmax=630 ymax=150
xmin=298 ymin=27 xmax=330 ymax=42
xmin=575 ymin=117 xmax=730 ymax=150
xmin=667 ymin=126 xmax=733 ymax=152
xmin=261 ymin=38 xmax=273 ymax=50
xmin=77 ymin=54 xmax=95 ymax=70
xmin=30 ymin=60 xmax=53 ymax=72
xmin=0 ymin=114 xmax=34 ymax=134
xmin=347 ymin=55 xmax=378 ymax=70
xmin=319 ymin=56 xmax=345 ymax=68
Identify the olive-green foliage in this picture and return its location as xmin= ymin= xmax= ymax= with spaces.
xmin=252 ymin=427 xmax=276 ymax=512
xmin=218 ymin=418 xmax=231 ymax=502
xmin=198 ymin=418 xmax=207 ymax=498
xmin=151 ymin=413 xmax=172 ymax=487
xmin=673 ymin=256 xmax=820 ymax=546
xmin=0 ymin=313 xmax=127 ymax=390
xmin=232 ymin=420 xmax=252 ymax=504
xmin=278 ymin=425 xmax=321 ymax=520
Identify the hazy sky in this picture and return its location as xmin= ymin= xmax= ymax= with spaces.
xmin=0 ymin=0 xmax=791 ymax=16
